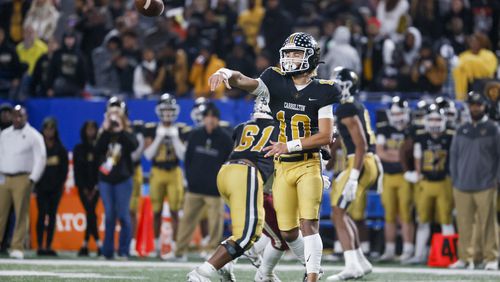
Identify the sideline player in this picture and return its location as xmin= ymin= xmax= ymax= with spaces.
xmin=209 ymin=32 xmax=340 ymax=281
xmin=326 ymin=68 xmax=380 ymax=281
xmin=405 ymin=104 xmax=455 ymax=264
xmin=187 ymin=95 xmax=277 ymax=281
xmin=143 ymin=93 xmax=190 ymax=257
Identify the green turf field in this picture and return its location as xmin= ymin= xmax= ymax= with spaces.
xmin=0 ymin=253 xmax=499 ymax=281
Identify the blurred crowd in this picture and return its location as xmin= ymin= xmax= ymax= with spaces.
xmin=0 ymin=0 xmax=499 ymax=101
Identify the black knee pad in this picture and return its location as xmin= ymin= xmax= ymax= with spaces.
xmin=221 ymin=240 xmax=244 ymax=259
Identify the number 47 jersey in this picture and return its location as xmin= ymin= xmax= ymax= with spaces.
xmin=230 ymin=118 xmax=278 ymax=182
xmin=258 ymin=67 xmax=341 ymax=153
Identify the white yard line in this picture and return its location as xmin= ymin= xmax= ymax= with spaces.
xmin=0 ymin=270 xmax=143 ymax=279
xmin=0 ymin=259 xmax=499 ymax=277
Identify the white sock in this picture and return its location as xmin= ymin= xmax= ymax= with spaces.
xmin=414 ymin=223 xmax=430 ymax=258
xmin=96 ymin=240 xmax=102 ymax=247
xmin=304 ymin=233 xmax=323 ymax=274
xmin=253 ymin=235 xmax=271 ymax=255
xmin=344 ymin=250 xmax=358 ymax=267
xmin=403 ymin=242 xmax=414 ymax=255
xmin=355 ymin=248 xmax=369 ymax=266
xmin=198 ymin=261 xmax=217 ymax=277
xmin=82 ymin=240 xmax=88 ymax=248
xmin=384 ymin=242 xmax=395 ymax=256
xmin=155 ymin=238 xmax=161 ymax=251
xmin=360 ymin=241 xmax=370 ymax=254
xmin=334 ymin=240 xmax=343 ymax=253
xmin=259 ymin=244 xmax=284 ymax=275
xmin=441 ymin=224 xmax=455 ymax=236
xmin=286 ymin=233 xmax=305 ymax=264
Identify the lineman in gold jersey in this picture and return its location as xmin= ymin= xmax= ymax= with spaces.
xmin=327 ymin=68 xmax=380 ymax=281
xmin=405 ymin=104 xmax=455 ymax=264
xmin=209 ymin=32 xmax=340 ymax=282
xmin=187 ymin=96 xmax=277 ymax=281
xmin=143 ymin=94 xmax=190 ymax=258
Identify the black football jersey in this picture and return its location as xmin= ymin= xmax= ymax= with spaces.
xmin=335 ymin=99 xmax=376 ymax=155
xmin=376 ymin=124 xmax=408 ymax=174
xmin=414 ymin=129 xmax=454 ymax=181
xmin=259 ymin=67 xmax=341 ymax=154
xmin=144 ymin=122 xmax=191 ymax=170
xmin=229 ymin=118 xmax=278 ymax=182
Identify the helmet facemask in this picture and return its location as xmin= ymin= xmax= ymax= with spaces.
xmin=424 ymin=112 xmax=446 ymax=134
xmin=279 ymin=47 xmax=314 ymax=75
xmin=156 ymin=103 xmax=179 ymax=123
xmin=387 ymin=105 xmax=409 ymax=131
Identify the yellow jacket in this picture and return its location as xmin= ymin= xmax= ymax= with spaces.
xmin=237 ymin=0 xmax=264 ymax=52
xmin=16 ymin=39 xmax=48 ymax=75
xmin=453 ymin=49 xmax=498 ymax=100
xmin=189 ymin=55 xmax=226 ymax=99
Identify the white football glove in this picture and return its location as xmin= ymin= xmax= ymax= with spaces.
xmin=322 ymin=175 xmax=331 ymax=190
xmin=403 ymin=171 xmax=420 ymax=184
xmin=156 ymin=125 xmax=169 ymax=138
xmin=342 ymin=169 xmax=360 ymax=202
xmin=165 ymin=126 xmax=179 ymax=138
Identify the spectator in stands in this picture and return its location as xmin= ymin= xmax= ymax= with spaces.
xmin=443 ymin=0 xmax=473 ymax=36
xmin=23 ymin=0 xmax=60 ymax=42
xmin=410 ymin=0 xmax=441 ymax=40
xmin=0 ymin=105 xmax=46 ymax=259
xmin=0 ymin=0 xmax=30 ymax=44
xmin=449 ymin=91 xmax=500 ymax=270
xmin=446 ymin=17 xmax=468 ymax=55
xmin=199 ymin=9 xmax=225 ymax=59
xmin=321 ymin=26 xmax=361 ymax=79
xmin=30 ymin=38 xmax=58 ymax=97
xmin=155 ymin=39 xmax=189 ymax=97
xmin=35 ymin=117 xmax=68 ymax=256
xmin=92 ymin=36 xmax=121 ymax=95
xmin=452 ymin=32 xmax=498 ymax=101
xmin=376 ymin=0 xmax=409 ymax=40
xmin=73 ymin=120 xmax=101 ymax=257
xmin=75 ymin=0 xmax=113 ymax=67
xmin=144 ymin=17 xmax=178 ymax=52
xmin=0 ymin=27 xmax=23 ymax=99
xmin=95 ymin=101 xmax=138 ymax=259
xmin=255 ymin=51 xmax=272 ymax=75
xmin=470 ymin=0 xmax=499 ymax=52
xmin=260 ymin=0 xmax=293 ymax=65
xmin=133 ymin=47 xmax=158 ymax=98
xmin=180 ymin=22 xmax=202 ymax=68
xmin=116 ymin=31 xmax=140 ymax=95
xmin=47 ymin=32 xmax=86 ymax=97
xmin=16 ymin=25 xmax=47 ymax=76
xmin=171 ymin=103 xmax=232 ymax=261
xmin=225 ymin=43 xmax=257 ymax=98
xmin=360 ymin=17 xmax=385 ymax=91
xmin=214 ymin=0 xmax=238 ymax=52
xmin=237 ymin=0 xmax=264 ymax=53
xmin=393 ymin=27 xmax=422 ymax=91
xmin=410 ymin=41 xmax=447 ymax=94
xmin=189 ymin=39 xmax=226 ymax=99
xmin=293 ymin=2 xmax=321 ymax=40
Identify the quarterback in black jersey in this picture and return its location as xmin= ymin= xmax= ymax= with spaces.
xmin=143 ymin=94 xmax=190 ymax=257
xmin=208 ymin=32 xmax=340 ymax=281
xmin=405 ymin=104 xmax=455 ymax=264
xmin=187 ymin=94 xmax=277 ymax=281
xmin=327 ymin=68 xmax=379 ymax=280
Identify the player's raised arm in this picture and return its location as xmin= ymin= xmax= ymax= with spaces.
xmin=208 ymin=68 xmax=259 ymax=93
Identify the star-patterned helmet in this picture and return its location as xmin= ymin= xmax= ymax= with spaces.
xmin=279 ymin=32 xmax=320 ymax=75
xmin=424 ymin=103 xmax=446 ymax=134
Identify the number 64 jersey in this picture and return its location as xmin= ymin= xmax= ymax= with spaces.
xmin=257 ymin=67 xmax=341 ymax=153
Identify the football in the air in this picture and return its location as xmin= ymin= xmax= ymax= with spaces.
xmin=135 ymin=0 xmax=164 ymax=17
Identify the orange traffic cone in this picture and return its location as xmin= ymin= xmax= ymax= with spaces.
xmin=136 ymin=196 xmax=155 ymax=257
xmin=427 ymin=233 xmax=459 ymax=267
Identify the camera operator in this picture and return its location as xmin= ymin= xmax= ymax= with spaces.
xmin=95 ymin=99 xmax=138 ymax=259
